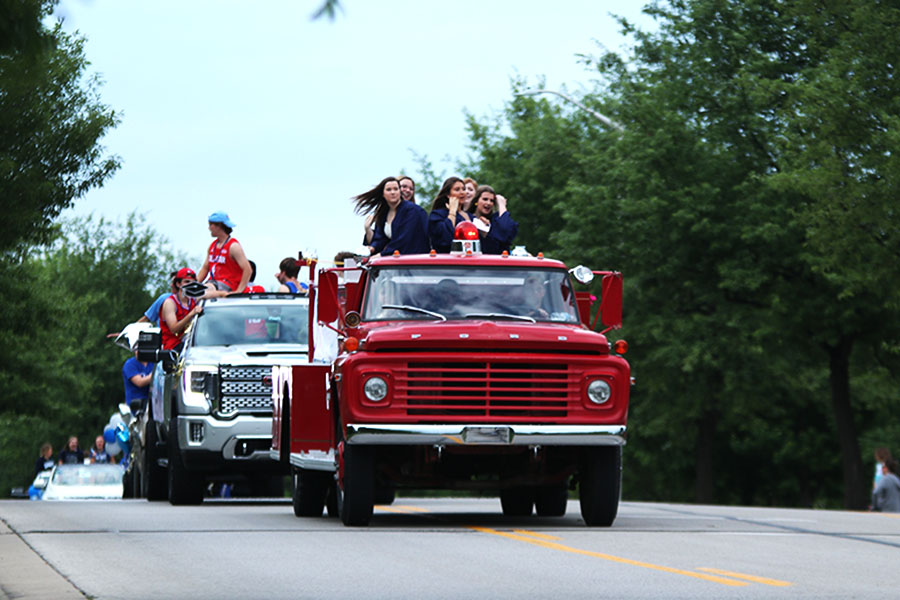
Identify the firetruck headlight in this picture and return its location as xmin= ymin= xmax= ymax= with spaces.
xmin=586 ymin=379 xmax=611 ymax=405
xmin=363 ymin=377 xmax=388 ymax=402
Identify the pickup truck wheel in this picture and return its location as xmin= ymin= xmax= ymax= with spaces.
xmin=578 ymin=446 xmax=621 ymax=526
xmin=123 ymin=465 xmax=138 ymax=498
xmin=143 ymin=420 xmax=167 ymax=501
xmin=167 ymin=420 xmax=204 ymax=505
xmin=326 ymin=480 xmax=339 ymax=518
xmin=292 ymin=468 xmax=329 ymax=517
xmin=535 ymin=484 xmax=569 ymax=517
xmin=340 ymin=445 xmax=374 ymax=526
xmin=500 ymin=487 xmax=535 ymax=517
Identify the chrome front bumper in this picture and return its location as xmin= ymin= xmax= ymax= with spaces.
xmin=345 ymin=423 xmax=626 ymax=446
xmin=175 ymin=414 xmax=275 ymax=461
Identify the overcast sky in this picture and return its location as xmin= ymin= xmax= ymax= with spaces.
xmin=57 ymin=0 xmax=652 ymax=289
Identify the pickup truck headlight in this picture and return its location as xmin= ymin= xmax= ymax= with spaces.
xmin=183 ymin=366 xmax=217 ymax=409
xmin=190 ymin=371 xmax=208 ymax=393
xmin=363 ymin=376 xmax=388 ymax=402
xmin=586 ymin=379 xmax=612 ymax=405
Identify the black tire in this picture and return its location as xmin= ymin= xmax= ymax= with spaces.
xmin=340 ymin=444 xmax=375 ymax=526
xmin=500 ymin=487 xmax=535 ymax=517
xmin=579 ymin=446 xmax=621 ymax=526
xmin=326 ymin=480 xmax=339 ymax=518
xmin=292 ymin=468 xmax=331 ymax=517
xmin=374 ymin=483 xmax=396 ymax=506
xmin=278 ymin=387 xmax=291 ymax=468
xmin=143 ymin=420 xmax=167 ymax=501
xmin=167 ymin=419 xmax=204 ymax=505
xmin=535 ymin=483 xmax=569 ymax=517
xmin=122 ymin=464 xmax=138 ymax=498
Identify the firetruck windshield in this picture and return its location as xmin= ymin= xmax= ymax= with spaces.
xmin=362 ymin=266 xmax=580 ymax=323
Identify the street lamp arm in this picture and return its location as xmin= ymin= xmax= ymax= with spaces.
xmin=515 ymin=89 xmax=625 ymax=132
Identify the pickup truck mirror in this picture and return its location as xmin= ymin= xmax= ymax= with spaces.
xmin=600 ymin=272 xmax=623 ymax=329
xmin=317 ymin=271 xmax=340 ymax=324
xmin=136 ymin=329 xmax=161 ymax=363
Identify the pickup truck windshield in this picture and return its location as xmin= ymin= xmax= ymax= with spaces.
xmin=362 ymin=266 xmax=580 ymax=323
xmin=192 ymin=304 xmax=309 ymax=346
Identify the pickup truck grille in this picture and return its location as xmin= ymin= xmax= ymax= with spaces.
xmin=217 ymin=365 xmax=273 ymax=417
xmin=395 ymin=361 xmax=577 ymax=420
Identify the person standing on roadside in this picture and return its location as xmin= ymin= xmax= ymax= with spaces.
xmin=58 ymin=436 xmax=84 ymax=464
xmin=196 ymin=211 xmax=252 ymax=296
xmin=89 ymin=436 xmax=114 ymax=464
xmin=874 ymin=447 xmax=893 ymax=490
xmin=34 ymin=443 xmax=54 ymax=477
xmin=872 ymin=459 xmax=900 ymax=512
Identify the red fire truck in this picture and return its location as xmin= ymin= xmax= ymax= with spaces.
xmin=271 ymin=225 xmax=630 ymax=526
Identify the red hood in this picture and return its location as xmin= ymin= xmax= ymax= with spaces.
xmin=356 ymin=320 xmax=609 ymax=354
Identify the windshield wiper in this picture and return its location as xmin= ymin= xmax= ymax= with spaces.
xmin=382 ymin=304 xmax=447 ymax=321
xmin=463 ymin=312 xmax=536 ymax=323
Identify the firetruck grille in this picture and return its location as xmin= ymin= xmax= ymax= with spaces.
xmin=217 ymin=366 xmax=272 ymax=417
xmin=396 ymin=361 xmax=577 ymax=419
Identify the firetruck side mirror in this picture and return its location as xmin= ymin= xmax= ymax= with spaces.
xmin=600 ymin=272 xmax=623 ymax=328
xmin=317 ymin=271 xmax=340 ymax=324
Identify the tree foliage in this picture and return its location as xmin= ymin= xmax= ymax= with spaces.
xmin=0 ymin=216 xmax=179 ymax=497
xmin=0 ymin=0 xmax=120 ymax=255
xmin=462 ymin=0 xmax=900 ymax=508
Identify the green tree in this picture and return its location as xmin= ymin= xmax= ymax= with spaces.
xmin=0 ymin=215 xmax=181 ymax=497
xmin=0 ymin=0 xmax=119 ymax=255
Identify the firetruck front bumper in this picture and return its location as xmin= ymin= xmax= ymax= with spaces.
xmin=345 ymin=424 xmax=626 ymax=446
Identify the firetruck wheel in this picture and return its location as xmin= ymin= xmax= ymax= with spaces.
xmin=340 ymin=444 xmax=375 ymax=526
xmin=292 ymin=467 xmax=329 ymax=517
xmin=374 ymin=483 xmax=396 ymax=506
xmin=143 ymin=419 xmax=167 ymax=501
xmin=578 ymin=446 xmax=621 ymax=527
xmin=500 ymin=487 xmax=535 ymax=517
xmin=167 ymin=419 xmax=204 ymax=506
xmin=535 ymin=484 xmax=569 ymax=517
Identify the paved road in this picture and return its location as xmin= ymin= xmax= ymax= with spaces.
xmin=2 ymin=498 xmax=900 ymax=599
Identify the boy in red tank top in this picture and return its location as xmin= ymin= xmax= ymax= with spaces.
xmin=160 ymin=268 xmax=203 ymax=350
xmin=196 ymin=211 xmax=252 ymax=297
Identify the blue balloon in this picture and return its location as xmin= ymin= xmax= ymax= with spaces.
xmin=115 ymin=424 xmax=130 ymax=445
xmin=103 ymin=425 xmax=117 ymax=444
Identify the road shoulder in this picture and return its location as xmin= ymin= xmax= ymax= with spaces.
xmin=0 ymin=519 xmax=85 ymax=600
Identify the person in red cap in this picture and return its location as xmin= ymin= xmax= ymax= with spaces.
xmin=160 ymin=267 xmax=203 ymax=350
xmin=196 ymin=211 xmax=252 ymax=296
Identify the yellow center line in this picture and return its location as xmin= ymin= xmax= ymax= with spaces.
xmin=697 ymin=567 xmax=791 ymax=587
xmin=469 ymin=527 xmax=747 ymax=587
xmin=512 ymin=529 xmax=562 ymax=541
xmin=375 ymin=505 xmax=431 ymax=514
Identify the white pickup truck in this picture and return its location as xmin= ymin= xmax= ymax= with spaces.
xmin=127 ymin=293 xmax=309 ymax=504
